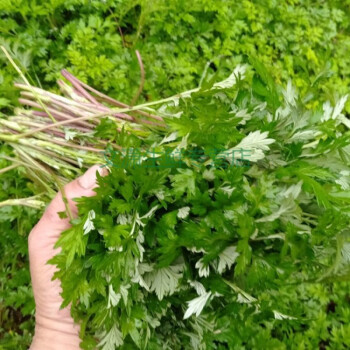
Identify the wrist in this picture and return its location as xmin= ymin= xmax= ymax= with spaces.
xmin=30 ymin=317 xmax=81 ymax=350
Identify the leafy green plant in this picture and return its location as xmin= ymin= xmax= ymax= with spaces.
xmin=43 ymin=64 xmax=350 ymax=349
xmin=1 ymin=1 xmax=350 ymax=348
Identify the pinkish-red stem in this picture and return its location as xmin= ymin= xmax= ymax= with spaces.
xmin=60 ymin=70 xmax=100 ymax=106
xmin=60 ymin=69 xmax=164 ymax=122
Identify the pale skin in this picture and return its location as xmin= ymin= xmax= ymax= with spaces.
xmin=29 ymin=165 xmax=107 ymax=350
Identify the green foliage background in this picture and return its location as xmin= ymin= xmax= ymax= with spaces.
xmin=0 ymin=0 xmax=349 ymax=348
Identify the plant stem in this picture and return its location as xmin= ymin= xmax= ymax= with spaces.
xmin=18 ymin=91 xmax=196 ymax=137
xmin=0 ymin=196 xmax=45 ymax=209
xmin=1 ymin=46 xmax=57 ymax=123
xmin=60 ymin=70 xmax=164 ymax=122
xmin=131 ymin=50 xmax=145 ymax=106
xmin=0 ymin=163 xmax=19 ymax=174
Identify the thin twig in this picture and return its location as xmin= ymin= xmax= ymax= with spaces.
xmin=108 ymin=7 xmax=126 ymax=48
xmin=60 ymin=69 xmax=164 ymax=122
xmin=18 ymin=100 xmax=169 ymax=138
xmin=0 ymin=196 xmax=45 ymax=209
xmin=42 ymin=138 xmax=104 ymax=153
xmin=31 ymin=112 xmax=92 ymax=131
xmin=0 ymin=163 xmax=19 ymax=174
xmin=131 ymin=50 xmax=145 ymax=106
xmin=60 ymin=70 xmax=100 ymax=106
xmin=1 ymin=46 xmax=57 ymax=123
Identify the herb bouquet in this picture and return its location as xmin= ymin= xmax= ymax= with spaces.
xmin=2 ymin=52 xmax=350 ymax=349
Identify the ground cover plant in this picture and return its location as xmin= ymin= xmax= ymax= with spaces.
xmin=1 ymin=0 xmax=350 ymax=349
xmin=1 ymin=0 xmax=350 ymax=110
xmin=2 ymin=51 xmax=350 ymax=349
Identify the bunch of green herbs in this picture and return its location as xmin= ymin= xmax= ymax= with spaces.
xmin=50 ymin=63 xmax=350 ymax=349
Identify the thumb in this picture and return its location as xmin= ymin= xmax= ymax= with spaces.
xmin=30 ymin=165 xmax=108 ymax=239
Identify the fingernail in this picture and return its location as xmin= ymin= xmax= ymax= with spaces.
xmin=78 ymin=165 xmax=106 ymax=189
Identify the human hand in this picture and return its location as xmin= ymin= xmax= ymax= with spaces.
xmin=28 ymin=165 xmax=107 ymax=350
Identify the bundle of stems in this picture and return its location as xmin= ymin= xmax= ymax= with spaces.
xmin=0 ymin=47 xmax=174 ymax=199
xmin=0 ymin=46 xmax=219 ymax=206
